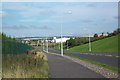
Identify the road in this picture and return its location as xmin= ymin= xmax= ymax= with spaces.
xmin=48 ymin=48 xmax=118 ymax=67
xmin=47 ymin=53 xmax=104 ymax=78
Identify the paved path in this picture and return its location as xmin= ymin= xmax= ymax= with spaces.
xmin=47 ymin=53 xmax=104 ymax=78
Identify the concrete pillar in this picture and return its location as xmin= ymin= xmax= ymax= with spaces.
xmin=37 ymin=40 xmax=39 ymax=46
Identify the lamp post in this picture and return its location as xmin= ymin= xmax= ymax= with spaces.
xmin=67 ymin=40 xmax=69 ymax=50
xmin=46 ymin=38 xmax=48 ymax=53
xmin=88 ymin=34 xmax=91 ymax=52
xmin=59 ymin=43 xmax=60 ymax=50
xmin=54 ymin=42 xmax=55 ymax=48
xmin=60 ymin=10 xmax=63 ymax=56
xmin=37 ymin=40 xmax=39 ymax=46
xmin=44 ymin=34 xmax=48 ymax=53
xmin=60 ymin=10 xmax=72 ymax=56
xmin=61 ymin=22 xmax=63 ymax=56
xmin=43 ymin=39 xmax=45 ymax=51
xmin=84 ymin=28 xmax=92 ymax=52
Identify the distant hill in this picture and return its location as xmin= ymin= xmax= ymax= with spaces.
xmin=67 ymin=34 xmax=119 ymax=53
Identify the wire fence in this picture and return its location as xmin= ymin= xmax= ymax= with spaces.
xmin=2 ymin=40 xmax=33 ymax=54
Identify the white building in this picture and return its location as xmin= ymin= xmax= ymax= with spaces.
xmin=97 ymin=34 xmax=108 ymax=37
xmin=52 ymin=37 xmax=70 ymax=43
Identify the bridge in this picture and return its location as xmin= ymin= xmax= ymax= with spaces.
xmin=20 ymin=37 xmax=48 ymax=46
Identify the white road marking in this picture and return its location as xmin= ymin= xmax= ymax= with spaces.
xmin=79 ymin=53 xmax=119 ymax=58
xmin=115 ymin=56 xmax=120 ymax=58
xmin=89 ymin=54 xmax=95 ymax=55
xmin=105 ymin=55 xmax=112 ymax=57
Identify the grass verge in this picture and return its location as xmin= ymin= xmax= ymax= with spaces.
xmin=2 ymin=52 xmax=49 ymax=78
xmin=71 ymin=56 xmax=119 ymax=73
xmin=67 ymin=35 xmax=119 ymax=53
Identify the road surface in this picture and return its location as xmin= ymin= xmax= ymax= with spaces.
xmin=47 ymin=53 xmax=104 ymax=78
xmin=48 ymin=48 xmax=118 ymax=67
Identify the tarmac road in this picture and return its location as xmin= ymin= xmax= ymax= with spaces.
xmin=48 ymin=48 xmax=119 ymax=67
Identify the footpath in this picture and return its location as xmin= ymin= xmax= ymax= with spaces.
xmin=47 ymin=53 xmax=104 ymax=78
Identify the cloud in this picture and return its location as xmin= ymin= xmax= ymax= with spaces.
xmin=3 ymin=25 xmax=52 ymax=30
xmin=0 ymin=11 xmax=7 ymax=17
xmin=40 ymin=25 xmax=52 ymax=30
xmin=1 ymin=0 xmax=119 ymax=2
xmin=114 ymin=16 xmax=120 ymax=19
xmin=3 ymin=3 xmax=43 ymax=18
xmin=80 ymin=19 xmax=93 ymax=23
xmin=3 ymin=25 xmax=28 ymax=30
xmin=87 ymin=3 xmax=97 ymax=7
xmin=0 ymin=13 xmax=3 ymax=17
xmin=3 ymin=3 xmax=55 ymax=19
xmin=30 ymin=25 xmax=52 ymax=30
xmin=19 ymin=19 xmax=35 ymax=22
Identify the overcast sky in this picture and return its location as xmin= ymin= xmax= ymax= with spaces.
xmin=1 ymin=2 xmax=118 ymax=37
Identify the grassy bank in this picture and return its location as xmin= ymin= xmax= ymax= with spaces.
xmin=2 ymin=50 xmax=49 ymax=78
xmin=2 ymin=33 xmax=49 ymax=78
xmin=67 ymin=35 xmax=119 ymax=53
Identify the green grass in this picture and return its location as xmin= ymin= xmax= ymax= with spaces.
xmin=0 ymin=39 xmax=1 ymax=78
xmin=67 ymin=35 xmax=119 ymax=53
xmin=54 ymin=43 xmax=61 ymax=50
xmin=72 ymin=56 xmax=119 ymax=73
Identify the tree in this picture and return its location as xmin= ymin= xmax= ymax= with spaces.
xmin=113 ymin=28 xmax=120 ymax=35
xmin=99 ymin=32 xmax=104 ymax=37
xmin=2 ymin=33 xmax=16 ymax=41
xmin=67 ymin=38 xmax=76 ymax=48
xmin=107 ymin=32 xmax=109 ymax=35
xmin=102 ymin=32 xmax=104 ymax=36
xmin=94 ymin=33 xmax=98 ymax=37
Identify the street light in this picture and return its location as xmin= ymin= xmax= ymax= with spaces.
xmin=37 ymin=40 xmax=39 ymax=46
xmin=89 ymin=34 xmax=92 ymax=52
xmin=61 ymin=22 xmax=63 ymax=56
xmin=46 ymin=37 xmax=48 ymax=53
xmin=60 ymin=10 xmax=72 ymax=56
xmin=59 ymin=43 xmax=60 ymax=50
xmin=43 ymin=39 xmax=45 ymax=51
xmin=67 ymin=40 xmax=69 ymax=50
xmin=84 ymin=28 xmax=92 ymax=52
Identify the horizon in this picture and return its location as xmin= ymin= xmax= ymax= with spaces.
xmin=14 ymin=31 xmax=114 ymax=38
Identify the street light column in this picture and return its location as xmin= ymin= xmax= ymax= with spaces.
xmin=37 ymin=40 xmax=39 ymax=46
xmin=89 ymin=34 xmax=91 ymax=52
xmin=84 ymin=28 xmax=92 ymax=52
xmin=67 ymin=40 xmax=69 ymax=50
xmin=43 ymin=39 xmax=45 ymax=51
xmin=60 ymin=10 xmax=72 ymax=56
xmin=46 ymin=38 xmax=48 ymax=53
xmin=61 ymin=23 xmax=63 ymax=56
